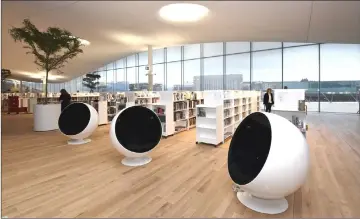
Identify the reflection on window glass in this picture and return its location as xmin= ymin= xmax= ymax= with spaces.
xmin=167 ymin=61 xmax=181 ymax=91
xmin=283 ymin=45 xmax=319 ymax=111
xmin=167 ymin=46 xmax=181 ymax=62
xmin=226 ymin=42 xmax=250 ymax=54
xmin=153 ymin=64 xmax=164 ymax=91
xmin=184 ymin=59 xmax=200 ymax=91
xmin=115 ymin=68 xmax=126 ymax=92
xmin=320 ymin=44 xmax=360 ymax=113
xmin=204 ymin=56 xmax=223 ymax=90
xmin=226 ymin=53 xmax=250 ymax=90
xmin=203 ymin=42 xmax=223 ymax=57
xmin=184 ymin=44 xmax=200 ymax=60
xmin=252 ymin=42 xmax=282 ymax=51
xmin=252 ymin=49 xmax=282 ymax=90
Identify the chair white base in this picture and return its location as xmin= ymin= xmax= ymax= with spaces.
xmin=67 ymin=139 xmax=91 ymax=145
xmin=237 ymin=191 xmax=288 ymax=215
xmin=121 ymin=156 xmax=152 ymax=167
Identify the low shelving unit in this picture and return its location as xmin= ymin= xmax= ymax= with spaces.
xmin=196 ymin=104 xmax=224 ymax=146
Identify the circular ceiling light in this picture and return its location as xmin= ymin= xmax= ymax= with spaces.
xmin=159 ymin=3 xmax=209 ymax=22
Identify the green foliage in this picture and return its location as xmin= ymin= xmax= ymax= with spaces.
xmin=82 ymin=72 xmax=101 ymax=92
xmin=1 ymin=69 xmax=11 ymax=82
xmin=9 ymin=19 xmax=83 ymax=103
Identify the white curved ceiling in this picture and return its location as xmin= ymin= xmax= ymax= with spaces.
xmin=2 ymin=1 xmax=360 ymax=82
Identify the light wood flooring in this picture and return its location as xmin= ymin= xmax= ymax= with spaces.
xmin=2 ymin=112 xmax=360 ymax=218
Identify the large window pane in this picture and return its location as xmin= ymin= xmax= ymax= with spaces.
xmin=252 ymin=49 xmax=282 ymax=90
xmin=106 ymin=62 xmax=114 ymax=70
xmin=203 ymin=42 xmax=223 ymax=57
xmin=203 ymin=56 xmax=223 ymax=90
xmin=167 ymin=61 xmax=181 ymax=91
xmin=115 ymin=68 xmax=126 ymax=92
xmin=98 ymin=70 xmax=107 ymax=92
xmin=116 ymin=59 xmax=125 ymax=69
xmin=226 ymin=42 xmax=250 ymax=54
xmin=54 ymin=83 xmax=60 ymax=93
xmin=82 ymin=75 xmax=89 ymax=92
xmin=184 ymin=59 xmax=200 ymax=91
xmin=226 ymin=53 xmax=250 ymax=90
xmin=184 ymin=44 xmax=200 ymax=60
xmin=106 ymin=69 xmax=114 ymax=92
xmin=72 ymin=79 xmax=77 ymax=93
xmin=153 ymin=64 xmax=164 ymax=91
xmin=320 ymin=44 xmax=360 ymax=113
xmin=139 ymin=52 xmax=148 ymax=66
xmin=48 ymin=83 xmax=53 ymax=93
xmin=126 ymin=55 xmax=136 ymax=67
xmin=252 ymin=42 xmax=282 ymax=51
xmin=283 ymin=45 xmax=319 ymax=111
xmin=76 ymin=77 xmax=82 ymax=92
xmin=127 ymin=67 xmax=136 ymax=91
xmin=65 ymin=81 xmax=71 ymax=93
xmin=167 ymin=46 xmax=181 ymax=62
xmin=153 ymin=48 xmax=165 ymax=64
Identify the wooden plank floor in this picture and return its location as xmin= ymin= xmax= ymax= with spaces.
xmin=2 ymin=112 xmax=360 ymax=218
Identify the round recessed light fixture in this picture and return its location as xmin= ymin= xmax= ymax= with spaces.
xmin=159 ymin=3 xmax=209 ymax=23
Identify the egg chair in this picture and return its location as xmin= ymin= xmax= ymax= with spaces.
xmin=228 ymin=112 xmax=309 ymax=214
xmin=58 ymin=102 xmax=99 ymax=145
xmin=109 ymin=105 xmax=162 ymax=167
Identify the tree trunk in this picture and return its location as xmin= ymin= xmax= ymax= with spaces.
xmin=45 ymin=70 xmax=49 ymax=104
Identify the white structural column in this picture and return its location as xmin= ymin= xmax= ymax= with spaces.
xmin=42 ymin=77 xmax=47 ymax=92
xmin=147 ymin=45 xmax=153 ymax=91
xmin=20 ymin=80 xmax=23 ymax=93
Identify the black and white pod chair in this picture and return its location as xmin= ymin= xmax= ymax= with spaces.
xmin=58 ymin=102 xmax=99 ymax=145
xmin=109 ymin=106 xmax=162 ymax=167
xmin=228 ymin=112 xmax=309 ymax=214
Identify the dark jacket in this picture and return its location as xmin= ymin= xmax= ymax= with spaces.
xmin=263 ymin=93 xmax=274 ymax=105
xmin=59 ymin=93 xmax=71 ymax=111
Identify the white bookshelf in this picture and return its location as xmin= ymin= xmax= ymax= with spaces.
xmin=152 ymin=102 xmax=174 ymax=137
xmin=125 ymin=91 xmax=160 ymax=109
xmin=196 ymin=104 xmax=224 ymax=146
xmin=197 ymin=90 xmax=261 ymax=146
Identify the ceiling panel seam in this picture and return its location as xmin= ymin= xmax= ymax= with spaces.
xmin=306 ymin=1 xmax=314 ymax=43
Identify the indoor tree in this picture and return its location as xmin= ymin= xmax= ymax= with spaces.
xmin=82 ymin=72 xmax=101 ymax=93
xmin=9 ymin=19 xmax=83 ymax=104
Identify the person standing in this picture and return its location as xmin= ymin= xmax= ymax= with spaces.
xmin=263 ymin=88 xmax=274 ymax=113
xmin=59 ymin=89 xmax=71 ymax=111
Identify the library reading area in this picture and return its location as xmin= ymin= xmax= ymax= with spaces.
xmin=1 ymin=1 xmax=360 ymax=218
